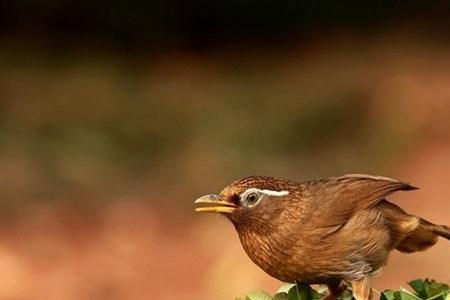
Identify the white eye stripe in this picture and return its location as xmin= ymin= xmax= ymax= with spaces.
xmin=261 ymin=189 xmax=289 ymax=196
xmin=241 ymin=188 xmax=289 ymax=197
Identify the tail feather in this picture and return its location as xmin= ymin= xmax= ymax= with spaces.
xmin=377 ymin=200 xmax=449 ymax=253
xmin=430 ymin=224 xmax=450 ymax=240
xmin=396 ymin=219 xmax=442 ymax=253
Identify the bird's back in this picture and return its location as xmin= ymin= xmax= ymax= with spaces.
xmin=283 ymin=174 xmax=449 ymax=282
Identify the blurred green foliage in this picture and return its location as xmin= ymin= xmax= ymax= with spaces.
xmin=0 ymin=50 xmax=417 ymax=209
xmin=2 ymin=1 xmax=448 ymax=210
xmin=237 ymin=279 xmax=450 ymax=300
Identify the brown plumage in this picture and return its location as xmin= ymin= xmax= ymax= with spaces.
xmin=194 ymin=174 xmax=450 ymax=300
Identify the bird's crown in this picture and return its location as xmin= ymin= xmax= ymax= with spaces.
xmin=220 ymin=175 xmax=296 ymax=204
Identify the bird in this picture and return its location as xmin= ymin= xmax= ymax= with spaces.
xmin=194 ymin=174 xmax=450 ymax=300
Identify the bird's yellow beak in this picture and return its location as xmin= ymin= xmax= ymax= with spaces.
xmin=194 ymin=194 xmax=237 ymax=214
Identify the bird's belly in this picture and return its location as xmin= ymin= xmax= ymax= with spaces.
xmin=238 ymin=232 xmax=336 ymax=283
xmin=238 ymin=231 xmax=380 ymax=284
xmin=242 ymin=244 xmax=345 ymax=283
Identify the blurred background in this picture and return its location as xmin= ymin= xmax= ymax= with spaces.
xmin=0 ymin=1 xmax=449 ymax=299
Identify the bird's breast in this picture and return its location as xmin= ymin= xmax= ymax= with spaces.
xmin=236 ymin=226 xmax=305 ymax=282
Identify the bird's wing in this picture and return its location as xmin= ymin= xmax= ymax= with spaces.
xmin=303 ymin=174 xmax=418 ymax=229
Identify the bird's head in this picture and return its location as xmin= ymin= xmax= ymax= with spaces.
xmin=194 ymin=176 xmax=300 ymax=225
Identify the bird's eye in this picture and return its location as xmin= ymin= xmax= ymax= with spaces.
xmin=246 ymin=192 xmax=259 ymax=204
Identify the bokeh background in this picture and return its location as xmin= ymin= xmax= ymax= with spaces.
xmin=0 ymin=1 xmax=449 ymax=299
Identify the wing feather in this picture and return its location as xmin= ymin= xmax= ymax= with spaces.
xmin=302 ymin=174 xmax=418 ymax=228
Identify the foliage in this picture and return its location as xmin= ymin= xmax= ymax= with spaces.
xmin=236 ymin=279 xmax=450 ymax=300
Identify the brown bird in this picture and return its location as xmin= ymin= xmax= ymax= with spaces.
xmin=194 ymin=174 xmax=450 ymax=300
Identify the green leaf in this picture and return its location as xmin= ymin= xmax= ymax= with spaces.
xmin=277 ymin=283 xmax=296 ymax=294
xmin=409 ymin=279 xmax=427 ymax=298
xmin=287 ymin=283 xmax=312 ymax=300
xmin=397 ymin=290 xmax=420 ymax=300
xmin=273 ymin=293 xmax=290 ymax=300
xmin=381 ymin=290 xmax=397 ymax=300
xmin=245 ymin=290 xmax=273 ymax=300
xmin=424 ymin=279 xmax=449 ymax=299
xmin=338 ymin=289 xmax=354 ymax=300
xmin=311 ymin=288 xmax=326 ymax=300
